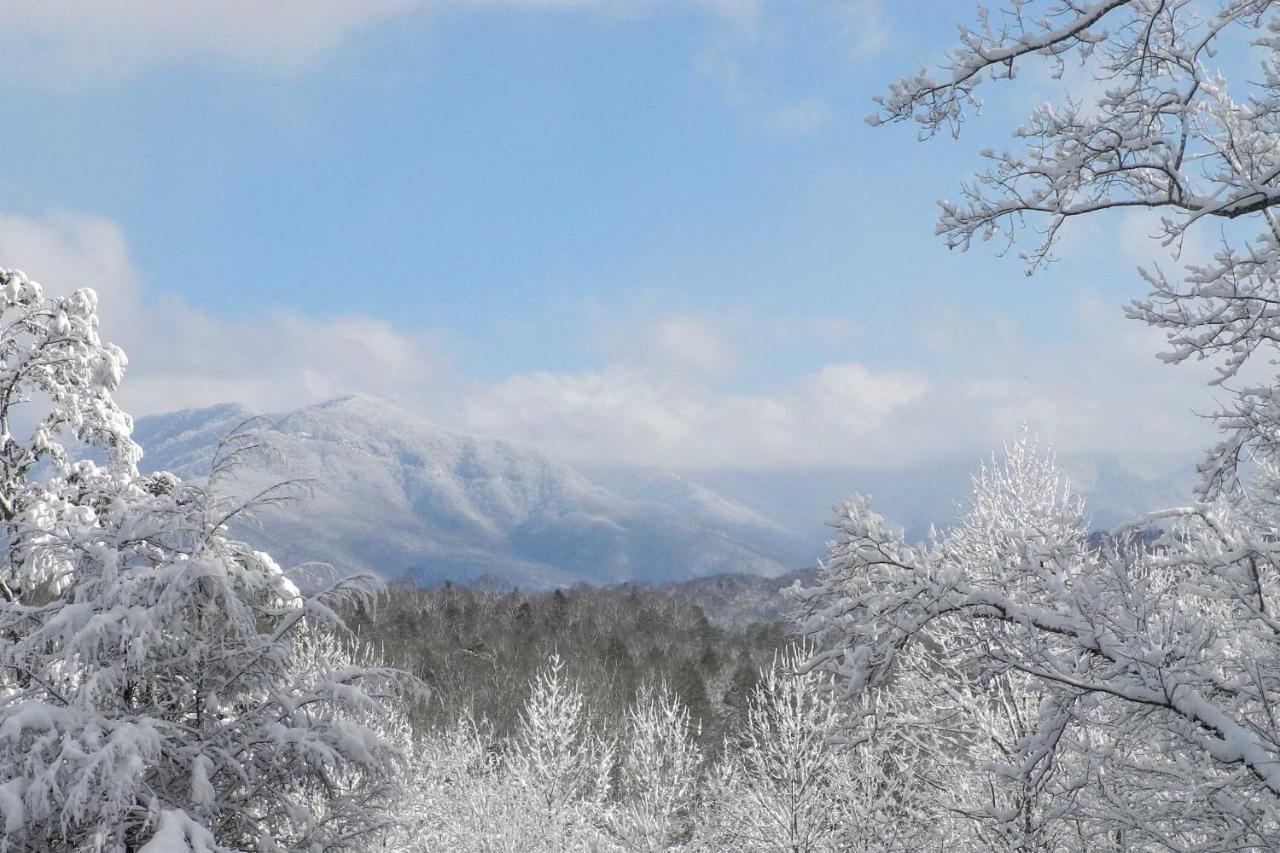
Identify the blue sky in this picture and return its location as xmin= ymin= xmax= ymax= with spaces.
xmin=0 ymin=1 xmax=1227 ymax=475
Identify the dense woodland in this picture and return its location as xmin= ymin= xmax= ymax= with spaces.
xmin=350 ymin=581 xmax=792 ymax=748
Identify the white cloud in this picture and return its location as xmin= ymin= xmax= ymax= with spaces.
xmin=0 ymin=213 xmax=140 ymax=322
xmin=459 ymin=286 xmax=1222 ymax=471
xmin=0 ymin=1 xmax=418 ymax=83
xmin=0 ymin=211 xmax=1223 ymax=475
xmin=119 ymin=298 xmax=453 ymax=416
xmin=0 ymin=0 xmax=789 ymax=86
xmin=833 ymin=0 xmax=889 ymax=60
xmin=460 ymin=360 xmax=928 ymax=468
xmin=0 ymin=0 xmax=873 ymax=148
xmin=0 ymin=0 xmax=875 ymax=145
xmin=0 ymin=212 xmax=453 ymax=418
xmin=652 ymin=315 xmax=735 ymax=377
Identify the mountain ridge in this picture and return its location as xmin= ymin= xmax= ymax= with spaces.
xmin=134 ymin=395 xmax=812 ymax=588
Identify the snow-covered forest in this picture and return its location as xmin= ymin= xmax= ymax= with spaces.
xmin=11 ymin=0 xmax=1280 ymax=850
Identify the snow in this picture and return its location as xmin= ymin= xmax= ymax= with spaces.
xmin=133 ymin=395 xmax=801 ymax=587
xmin=190 ymin=755 xmax=214 ymax=807
xmin=137 ymin=810 xmax=217 ymax=853
xmin=0 ymin=779 xmax=25 ymax=834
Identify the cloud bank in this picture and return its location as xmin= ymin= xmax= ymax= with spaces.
xmin=0 ymin=0 xmax=876 ymax=80
xmin=0 ymin=211 xmax=1222 ymax=475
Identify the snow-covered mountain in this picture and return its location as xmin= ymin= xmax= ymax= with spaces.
xmin=595 ymin=467 xmax=784 ymax=533
xmin=133 ymin=395 xmax=812 ymax=588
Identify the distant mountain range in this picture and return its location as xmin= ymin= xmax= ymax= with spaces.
xmin=133 ymin=394 xmax=1201 ymax=591
xmin=133 ymin=395 xmax=814 ymax=589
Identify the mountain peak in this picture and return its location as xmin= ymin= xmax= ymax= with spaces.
xmin=296 ymin=393 xmax=422 ymax=426
xmin=310 ymin=392 xmax=399 ymax=411
xmin=134 ymin=399 xmax=808 ymax=588
xmin=132 ymin=401 xmax=264 ymax=472
xmin=144 ymin=400 xmax=259 ymax=424
xmin=290 ymin=393 xmax=467 ymax=437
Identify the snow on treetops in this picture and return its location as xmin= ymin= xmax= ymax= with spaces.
xmin=0 ymin=266 xmax=419 ymax=851
xmin=791 ymin=3 xmax=1280 ymax=848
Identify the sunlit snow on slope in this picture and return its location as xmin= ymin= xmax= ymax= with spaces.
xmin=134 ymin=395 xmax=812 ymax=588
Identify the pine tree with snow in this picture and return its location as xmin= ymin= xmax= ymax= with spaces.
xmin=505 ymin=654 xmax=613 ymax=851
xmin=698 ymin=645 xmax=930 ymax=853
xmin=399 ymin=655 xmax=613 ymax=852
xmin=609 ymin=683 xmax=702 ymax=852
xmin=395 ymin=714 xmax=509 ymax=852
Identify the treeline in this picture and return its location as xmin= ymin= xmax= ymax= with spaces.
xmin=385 ymin=645 xmax=930 ymax=852
xmin=349 ymin=581 xmax=792 ymax=748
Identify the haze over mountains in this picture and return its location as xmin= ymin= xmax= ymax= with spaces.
xmin=133 ymin=394 xmax=1199 ymax=590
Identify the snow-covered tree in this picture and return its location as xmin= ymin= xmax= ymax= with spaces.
xmin=0 ymin=269 xmax=135 ymax=603
xmin=871 ymin=0 xmax=1280 ymax=500
xmin=395 ymin=715 xmax=514 ymax=852
xmin=809 ymin=437 xmax=1096 ymax=849
xmin=0 ymin=267 xmax=415 ymax=851
xmin=796 ymin=434 xmax=1280 ymax=848
xmin=397 ymin=650 xmax=961 ymax=852
xmin=701 ymin=647 xmax=844 ymax=852
xmin=506 ymin=654 xmax=613 ymax=851
xmin=397 ymin=655 xmax=614 ymax=852
xmin=609 ymin=684 xmax=702 ymax=851
xmin=785 ymin=4 xmax=1280 ymax=846
xmin=699 ymin=645 xmax=933 ymax=852
xmin=278 ymin=626 xmax=419 ymax=850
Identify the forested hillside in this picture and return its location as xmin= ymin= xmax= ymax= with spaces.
xmin=350 ymin=582 xmax=792 ymax=748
